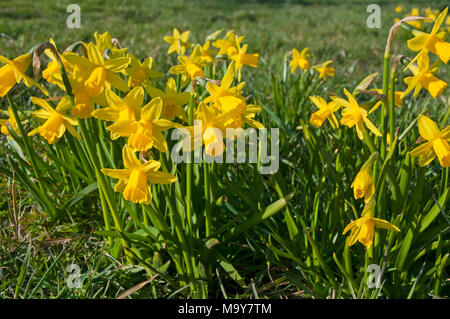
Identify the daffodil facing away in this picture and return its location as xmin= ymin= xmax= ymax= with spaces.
xmin=229 ymin=42 xmax=259 ymax=82
xmin=92 ymin=87 xmax=144 ymax=140
xmin=352 ymin=152 xmax=378 ymax=203
xmin=401 ymin=52 xmax=447 ymax=99
xmin=64 ymin=42 xmax=130 ymax=97
xmin=332 ymin=89 xmax=381 ymax=140
xmin=0 ymin=107 xmax=19 ymax=137
xmin=107 ymin=97 xmax=176 ymax=152
xmin=102 ymin=145 xmax=177 ymax=204
xmin=0 ymin=53 xmax=48 ymax=97
xmin=290 ymin=48 xmax=310 ymax=73
xmin=41 ymin=38 xmax=75 ymax=88
xmin=343 ymin=199 xmax=400 ymax=249
xmin=125 ymin=55 xmax=164 ymax=88
xmin=199 ymin=41 xmax=216 ymax=65
xmin=313 ymin=60 xmax=335 ymax=80
xmin=410 ymin=115 xmax=450 ymax=167
xmin=407 ymin=7 xmax=450 ymax=64
xmin=309 ymin=96 xmax=340 ymax=129
xmin=28 ymin=96 xmax=80 ymax=144
xmin=93 ymin=31 xmax=128 ymax=59
xmin=164 ymin=28 xmax=190 ymax=55
xmin=146 ymin=77 xmax=189 ymax=121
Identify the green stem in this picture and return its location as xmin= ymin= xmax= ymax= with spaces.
xmin=186 ymin=93 xmax=195 ymax=233
xmin=380 ymin=54 xmax=390 ymax=160
xmin=6 ymin=93 xmax=56 ymax=218
xmin=204 ymin=162 xmax=212 ymax=237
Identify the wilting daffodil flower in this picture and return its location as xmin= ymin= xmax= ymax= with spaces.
xmin=309 ymin=96 xmax=340 ymax=129
xmin=343 ymin=199 xmax=400 ymax=249
xmin=102 ymin=145 xmax=177 ymax=204
xmin=352 ymin=152 xmax=378 ymax=203
xmin=146 ymin=78 xmax=189 ymax=121
xmin=407 ymin=7 xmax=450 ymax=64
xmin=313 ymin=60 xmax=335 ymax=80
xmin=164 ymin=28 xmax=190 ymax=55
xmin=0 ymin=53 xmax=48 ymax=97
xmin=410 ymin=115 xmax=450 ymax=167
xmin=332 ymin=89 xmax=381 ymax=140
xmin=0 ymin=107 xmax=19 ymax=137
xmin=290 ymin=48 xmax=310 ymax=73
xmin=28 ymin=96 xmax=80 ymax=144
xmin=64 ymin=43 xmax=130 ymax=97
xmin=107 ymin=97 xmax=176 ymax=152
xmin=401 ymin=52 xmax=447 ymax=99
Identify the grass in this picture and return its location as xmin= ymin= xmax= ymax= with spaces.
xmin=0 ymin=0 xmax=448 ymax=298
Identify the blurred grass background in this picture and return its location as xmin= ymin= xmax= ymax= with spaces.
xmin=0 ymin=0 xmax=448 ymax=298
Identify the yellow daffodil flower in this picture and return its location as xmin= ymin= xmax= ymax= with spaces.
xmin=169 ymin=45 xmax=208 ymax=83
xmin=125 ymin=55 xmax=164 ymax=88
xmin=212 ymin=30 xmax=244 ymax=57
xmin=425 ymin=7 xmax=440 ymax=22
xmin=0 ymin=53 xmax=48 ymax=97
xmin=64 ymin=43 xmax=130 ymax=97
xmin=0 ymin=107 xmax=19 ymax=137
xmin=309 ymin=96 xmax=340 ymax=129
xmin=369 ymin=89 xmax=404 ymax=113
xmin=313 ymin=60 xmax=335 ymax=80
xmin=94 ymin=31 xmax=128 ymax=58
xmin=28 ymin=96 xmax=80 ymax=144
xmin=229 ymin=42 xmax=259 ymax=82
xmin=199 ymin=41 xmax=216 ymax=64
xmin=92 ymin=86 xmax=144 ymax=139
xmin=401 ymin=52 xmax=447 ymax=99
xmin=407 ymin=8 xmax=423 ymax=29
xmin=102 ymin=145 xmax=177 ymax=203
xmin=407 ymin=7 xmax=450 ymax=64
xmin=187 ymin=102 xmax=238 ymax=156
xmin=343 ymin=199 xmax=400 ymax=249
xmin=290 ymin=48 xmax=310 ymax=73
xmin=41 ymin=38 xmax=75 ymax=88
xmin=107 ymin=97 xmax=175 ymax=152
xmin=410 ymin=114 xmax=450 ymax=167
xmin=332 ymin=89 xmax=381 ymax=140
xmin=146 ymin=77 xmax=189 ymax=121
xmin=164 ymin=28 xmax=190 ymax=55
xmin=395 ymin=6 xmax=403 ymax=13
xmin=352 ymin=153 xmax=377 ymax=203
xmin=70 ymin=74 xmax=107 ymax=118
xmin=204 ymin=63 xmax=245 ymax=111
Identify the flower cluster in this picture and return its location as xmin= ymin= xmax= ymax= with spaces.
xmin=0 ymin=29 xmax=262 ymax=204
xmin=307 ymin=8 xmax=449 ymax=249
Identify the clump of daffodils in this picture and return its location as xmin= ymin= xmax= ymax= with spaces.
xmin=0 ymin=30 xmax=262 ymax=205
